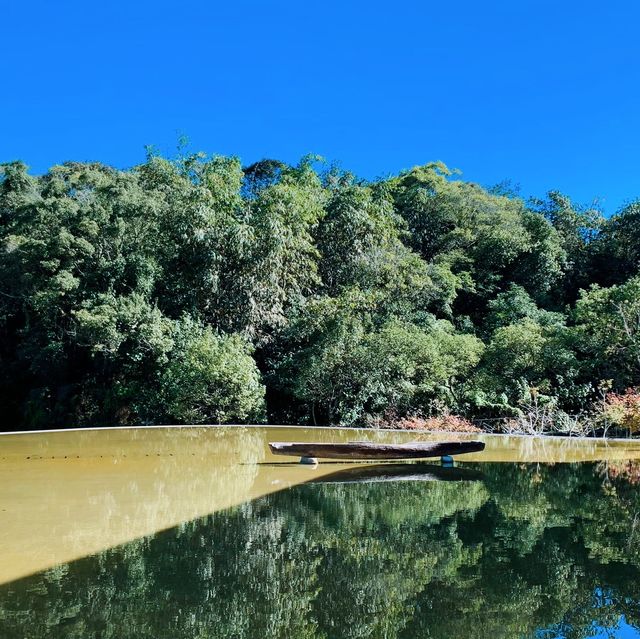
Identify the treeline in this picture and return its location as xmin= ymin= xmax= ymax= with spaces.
xmin=0 ymin=154 xmax=639 ymax=430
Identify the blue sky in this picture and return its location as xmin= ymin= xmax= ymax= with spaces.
xmin=1 ymin=0 xmax=639 ymax=213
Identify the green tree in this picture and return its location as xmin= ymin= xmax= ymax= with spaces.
xmin=155 ymin=322 xmax=265 ymax=425
xmin=484 ymin=284 xmax=564 ymax=334
xmin=274 ymin=292 xmax=483 ymax=425
xmin=229 ymin=158 xmax=326 ymax=342
xmin=574 ymin=276 xmax=640 ymax=390
xmin=591 ymin=199 xmax=640 ymax=285
xmin=471 ymin=318 xmax=583 ymax=413
xmin=530 ymin=190 xmax=603 ymax=302
xmin=388 ymin=163 xmax=566 ymax=315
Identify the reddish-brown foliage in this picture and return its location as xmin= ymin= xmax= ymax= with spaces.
xmin=375 ymin=414 xmax=481 ymax=433
xmin=597 ymin=388 xmax=640 ymax=434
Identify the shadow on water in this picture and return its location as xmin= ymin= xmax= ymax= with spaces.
xmin=1 ymin=461 xmax=640 ymax=638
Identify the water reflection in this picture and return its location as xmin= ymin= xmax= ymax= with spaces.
xmin=308 ymin=462 xmax=485 ymax=483
xmin=1 ymin=462 xmax=639 ymax=638
xmin=4 ymin=426 xmax=639 ymax=585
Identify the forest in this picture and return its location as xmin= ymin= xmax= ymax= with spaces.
xmin=0 ymin=152 xmax=639 ymax=432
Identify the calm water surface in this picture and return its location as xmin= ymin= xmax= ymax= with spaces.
xmin=1 ymin=427 xmax=640 ymax=638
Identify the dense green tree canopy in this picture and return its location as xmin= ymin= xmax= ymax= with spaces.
xmin=0 ymin=153 xmax=638 ymax=428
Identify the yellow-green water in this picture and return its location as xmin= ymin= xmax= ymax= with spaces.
xmin=1 ymin=426 xmax=640 ymax=638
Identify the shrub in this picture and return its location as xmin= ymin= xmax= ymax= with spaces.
xmin=372 ymin=412 xmax=481 ymax=433
xmin=156 ymin=324 xmax=266 ymax=425
xmin=596 ymin=388 xmax=640 ymax=435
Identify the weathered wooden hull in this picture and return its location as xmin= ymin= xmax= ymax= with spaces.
xmin=268 ymin=440 xmax=485 ymax=460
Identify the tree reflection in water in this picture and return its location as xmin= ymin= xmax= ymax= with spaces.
xmin=1 ymin=462 xmax=639 ymax=639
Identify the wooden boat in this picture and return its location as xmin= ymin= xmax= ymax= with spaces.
xmin=268 ymin=440 xmax=485 ymax=461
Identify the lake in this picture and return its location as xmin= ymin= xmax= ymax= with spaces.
xmin=1 ymin=426 xmax=640 ymax=638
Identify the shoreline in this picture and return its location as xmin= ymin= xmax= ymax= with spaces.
xmin=1 ymin=422 xmax=638 ymax=443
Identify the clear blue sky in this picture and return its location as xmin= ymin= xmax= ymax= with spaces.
xmin=2 ymin=0 xmax=639 ymax=213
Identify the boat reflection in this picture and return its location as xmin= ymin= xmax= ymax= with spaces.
xmin=307 ymin=462 xmax=484 ymax=483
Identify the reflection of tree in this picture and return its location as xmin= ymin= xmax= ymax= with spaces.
xmin=598 ymin=459 xmax=640 ymax=485
xmin=1 ymin=463 xmax=639 ymax=638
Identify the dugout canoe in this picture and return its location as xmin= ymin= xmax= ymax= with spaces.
xmin=268 ymin=440 xmax=485 ymax=461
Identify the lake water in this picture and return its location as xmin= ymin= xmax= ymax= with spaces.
xmin=1 ymin=426 xmax=640 ymax=638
